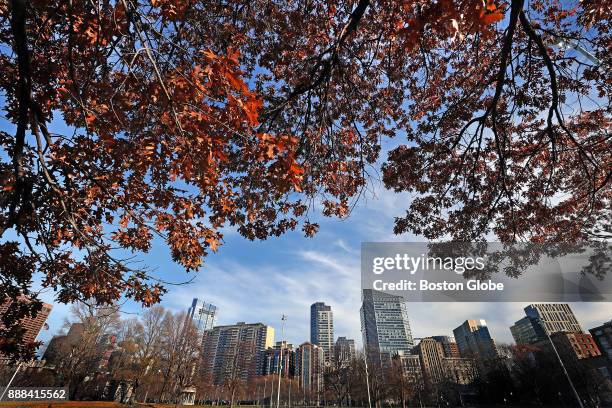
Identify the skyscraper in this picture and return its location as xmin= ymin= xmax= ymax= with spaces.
xmin=310 ymin=302 xmax=334 ymax=363
xmin=453 ymin=319 xmax=498 ymax=361
xmin=527 ymin=303 xmax=582 ymax=333
xmin=295 ymin=342 xmax=325 ymax=394
xmin=510 ymin=303 xmax=583 ymax=345
xmin=187 ymin=298 xmax=217 ymax=333
xmin=334 ymin=337 xmax=356 ymax=366
xmin=414 ymin=338 xmax=445 ymax=385
xmin=510 ymin=316 xmax=548 ymax=345
xmin=0 ymin=296 xmax=52 ymax=356
xmin=360 ymin=289 xmax=414 ymax=356
xmin=200 ymin=322 xmax=274 ymax=385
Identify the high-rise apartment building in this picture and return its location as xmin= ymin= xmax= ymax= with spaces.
xmin=334 ymin=337 xmax=356 ymax=367
xmin=431 ymin=335 xmax=460 ymax=358
xmin=511 ymin=304 xmax=583 ymax=345
xmin=510 ymin=316 xmax=547 ymax=345
xmin=533 ymin=332 xmax=602 ymax=369
xmin=187 ymin=298 xmax=217 ymax=333
xmin=200 ymin=322 xmax=274 ymax=385
xmin=453 ymin=319 xmax=498 ymax=361
xmin=414 ymin=337 xmax=478 ymax=387
xmin=526 ymin=304 xmax=582 ymax=333
xmin=310 ymin=302 xmax=334 ymax=363
xmin=261 ymin=341 xmax=295 ymax=377
xmin=360 ymin=289 xmax=414 ymax=356
xmin=0 ymin=296 xmax=52 ymax=356
xmin=295 ymin=342 xmax=325 ymax=394
xmin=589 ymin=320 xmax=612 ymax=362
xmin=414 ymin=338 xmax=445 ymax=385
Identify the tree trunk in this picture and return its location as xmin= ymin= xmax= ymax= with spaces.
xmin=230 ymin=385 xmax=237 ymax=408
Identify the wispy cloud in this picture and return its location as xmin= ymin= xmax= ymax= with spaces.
xmin=164 ymin=244 xmax=363 ymax=347
xmin=36 ymin=180 xmax=611 ymax=350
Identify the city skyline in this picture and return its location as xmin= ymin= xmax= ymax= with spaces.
xmin=14 ymin=291 xmax=610 ymax=404
xmin=16 ymin=108 xmax=610 ymax=356
xmin=36 ymin=270 xmax=611 ymax=355
xmin=17 ymin=152 xmax=612 ymax=364
xmin=0 ymin=1 xmax=609 ymax=404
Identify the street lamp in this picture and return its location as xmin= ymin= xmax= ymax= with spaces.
xmin=277 ymin=314 xmax=287 ymax=408
xmin=554 ymin=36 xmax=601 ymax=66
xmin=0 ymin=362 xmax=23 ymax=401
xmin=360 ymin=327 xmax=372 ymax=408
xmin=0 ymin=320 xmax=50 ymax=402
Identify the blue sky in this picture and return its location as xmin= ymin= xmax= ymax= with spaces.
xmin=1 ymin=85 xmax=609 ymax=355
xmin=32 ymin=181 xmax=611 ymax=350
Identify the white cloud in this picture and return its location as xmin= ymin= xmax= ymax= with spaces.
xmin=164 ymin=244 xmax=363 ymax=348
xmin=31 ymin=181 xmax=611 ymax=353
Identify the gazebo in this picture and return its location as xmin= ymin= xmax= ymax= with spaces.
xmin=179 ymin=386 xmax=197 ymax=406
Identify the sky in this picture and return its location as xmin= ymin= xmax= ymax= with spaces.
xmin=0 ymin=57 xmax=609 ymax=354
xmin=0 ymin=107 xmax=608 ymax=351
xmin=33 ymin=180 xmax=612 ymax=350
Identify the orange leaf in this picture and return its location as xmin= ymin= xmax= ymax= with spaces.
xmin=206 ymin=236 xmax=220 ymax=252
xmin=119 ymin=215 xmax=130 ymax=229
xmin=481 ymin=10 xmax=504 ymax=24
xmin=244 ymin=98 xmax=263 ymax=126
xmin=85 ymin=112 xmax=96 ymax=126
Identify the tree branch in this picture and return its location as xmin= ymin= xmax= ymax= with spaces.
xmin=5 ymin=0 xmax=32 ymax=234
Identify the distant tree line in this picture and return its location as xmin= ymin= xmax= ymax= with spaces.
xmin=1 ymin=303 xmax=611 ymax=407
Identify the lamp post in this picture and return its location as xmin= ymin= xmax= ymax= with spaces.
xmin=277 ymin=315 xmax=287 ymax=408
xmin=360 ymin=331 xmax=372 ymax=408
xmin=0 ymin=362 xmax=23 ymax=401
xmin=554 ymin=36 xmax=601 ymax=65
xmin=535 ymin=317 xmax=584 ymax=408
xmin=0 ymin=319 xmax=50 ymax=402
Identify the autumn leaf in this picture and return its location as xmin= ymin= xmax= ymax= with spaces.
xmin=205 ymin=235 xmax=220 ymax=252
xmin=119 ymin=215 xmax=130 ymax=229
xmin=481 ymin=10 xmax=504 ymax=24
xmin=85 ymin=112 xmax=96 ymax=126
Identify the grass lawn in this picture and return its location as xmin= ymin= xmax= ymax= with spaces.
xmin=0 ymin=403 xmax=197 ymax=408
xmin=0 ymin=402 xmax=124 ymax=408
xmin=0 ymin=403 xmax=217 ymax=408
